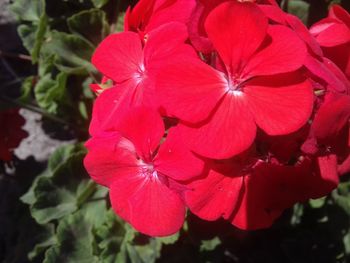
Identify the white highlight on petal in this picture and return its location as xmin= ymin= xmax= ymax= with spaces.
xmin=118 ymin=137 xmax=136 ymax=153
xmin=228 ymin=90 xmax=244 ymax=97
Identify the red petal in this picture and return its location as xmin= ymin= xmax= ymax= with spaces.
xmin=286 ymin=14 xmax=323 ymax=57
xmin=144 ymin=22 xmax=191 ymax=64
xmin=205 ymin=1 xmax=268 ymax=74
xmin=329 ymin=5 xmax=350 ymax=28
xmin=92 ymin=32 xmax=143 ymax=83
xmin=241 ymin=25 xmax=307 ymax=78
xmin=110 ymin=175 xmax=185 ymax=237
xmin=323 ymin=43 xmax=350 ymax=79
xmin=118 ymin=107 xmax=165 ymax=161
xmin=84 ymin=133 xmax=139 ymax=187
xmin=230 ymin=162 xmax=296 ymax=230
xmin=185 ymin=162 xmax=244 ymax=221
xmin=259 ymin=4 xmax=287 ymax=24
xmin=187 ymin=0 xmax=227 ymax=53
xmin=125 ymin=0 xmax=155 ymax=32
xmin=180 ymin=94 xmax=257 ymax=159
xmin=312 ymin=92 xmax=350 ymax=141
xmin=89 ymin=83 xmax=135 ymax=136
xmin=145 ymin=0 xmax=196 ymax=33
xmin=321 ymin=57 xmax=350 ymax=92
xmin=304 ymin=55 xmax=348 ymax=94
xmin=144 ymin=22 xmax=198 ymax=106
xmin=156 ymin=58 xmax=226 ymax=123
xmin=311 ymin=20 xmax=350 ymax=47
xmin=154 ymin=127 xmax=205 ymax=181
xmin=313 ymin=155 xmax=339 ymax=198
xmin=339 ymin=154 xmax=350 ymax=176
xmin=244 ymin=81 xmax=313 ymax=135
xmin=232 ymin=157 xmax=339 ymax=230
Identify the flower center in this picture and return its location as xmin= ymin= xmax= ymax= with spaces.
xmin=133 ymin=64 xmax=146 ymax=84
xmin=139 ymin=161 xmax=159 ymax=180
xmin=226 ymin=75 xmax=244 ymax=97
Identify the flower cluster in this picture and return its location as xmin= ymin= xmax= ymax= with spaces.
xmin=0 ymin=108 xmax=28 ymax=162
xmin=84 ymin=0 xmax=350 ymax=236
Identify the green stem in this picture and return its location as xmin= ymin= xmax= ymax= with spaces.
xmin=0 ymin=95 xmax=70 ymax=126
xmin=76 ymin=180 xmax=97 ymax=207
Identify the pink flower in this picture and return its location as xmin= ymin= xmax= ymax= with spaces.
xmin=157 ymin=1 xmax=313 ymax=159
xmin=84 ymin=107 xmax=204 ymax=236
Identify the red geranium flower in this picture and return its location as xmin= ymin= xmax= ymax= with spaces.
xmin=157 ymin=1 xmax=313 ymax=159
xmin=90 ymin=22 xmax=195 ymax=135
xmin=310 ymin=5 xmax=350 ymax=79
xmin=302 ymin=92 xmax=350 ymax=159
xmin=185 ymin=155 xmax=338 ymax=230
xmin=84 ymin=107 xmax=204 ymax=236
xmin=188 ymin=0 xmax=279 ymax=53
xmin=125 ymin=0 xmax=195 ymax=39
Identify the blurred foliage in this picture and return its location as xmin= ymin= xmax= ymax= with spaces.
xmin=1 ymin=0 xmax=349 ymax=262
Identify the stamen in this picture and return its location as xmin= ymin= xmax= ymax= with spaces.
xmin=224 ymin=75 xmax=244 ymax=96
xmin=133 ymin=64 xmax=146 ymax=84
xmin=139 ymin=160 xmax=159 ymax=180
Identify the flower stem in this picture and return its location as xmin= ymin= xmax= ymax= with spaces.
xmin=76 ymin=180 xmax=97 ymax=207
xmin=0 ymin=95 xmax=70 ymax=126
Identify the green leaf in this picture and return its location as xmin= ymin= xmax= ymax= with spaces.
xmin=288 ymin=0 xmax=310 ymax=25
xmin=309 ymin=197 xmax=327 ymax=209
xmin=90 ymin=0 xmax=109 ymax=8
xmin=80 ymin=185 xmax=109 ymax=227
xmin=200 ymin=237 xmax=221 ymax=252
xmin=332 ymin=182 xmax=350 ymax=216
xmin=20 ymin=170 xmax=51 ymax=205
xmin=290 ymin=203 xmax=304 ymax=226
xmin=18 ymin=24 xmax=37 ymax=54
xmin=48 ymin=144 xmax=86 ymax=173
xmin=42 ymin=31 xmax=95 ymax=74
xmin=32 ymin=13 xmax=48 ymax=62
xmin=112 ymin=12 xmax=125 ymax=33
xmin=28 ymin=224 xmax=57 ymax=261
xmin=127 ymin=238 xmax=162 ymax=263
xmin=13 ymin=0 xmax=47 ymax=62
xmin=94 ymin=214 xmax=167 ymax=263
xmin=43 ymin=211 xmax=98 ymax=263
xmin=67 ymin=9 xmax=109 ymax=46
xmin=23 ymin=144 xmax=94 ymax=224
xmin=34 ymin=72 xmax=70 ymax=115
xmin=31 ymin=175 xmax=78 ymax=224
xmin=82 ymin=77 xmax=95 ymax=99
xmin=38 ymin=55 xmax=55 ymax=77
xmin=18 ymin=76 xmax=35 ymax=104
xmin=94 ymin=210 xmax=127 ymax=263
xmin=21 ymin=144 xmax=85 ymax=207
xmin=79 ymin=101 xmax=89 ymax=120
xmin=10 ymin=0 xmax=45 ymax=22
xmin=157 ymin=232 xmax=180 ymax=245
